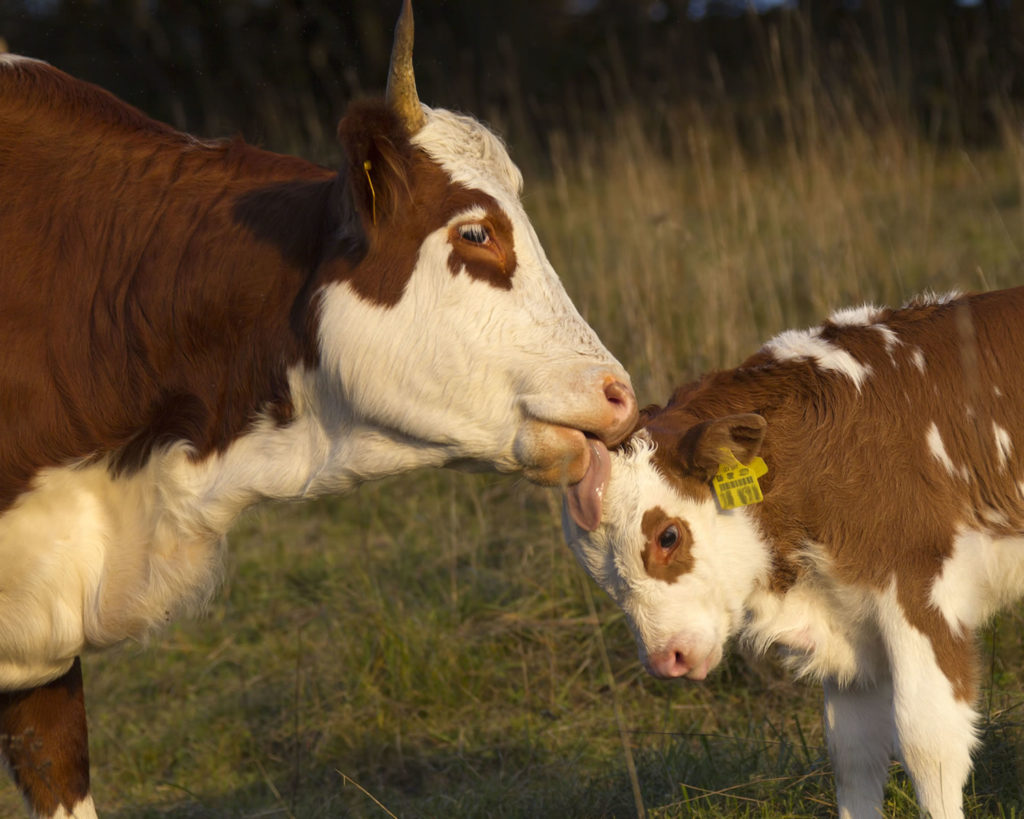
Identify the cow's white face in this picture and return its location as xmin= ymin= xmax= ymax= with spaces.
xmin=563 ymin=426 xmax=770 ymax=680
xmin=317 ymin=107 xmax=636 ymax=486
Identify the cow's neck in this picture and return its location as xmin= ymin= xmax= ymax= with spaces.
xmin=177 ymin=367 xmax=453 ymax=535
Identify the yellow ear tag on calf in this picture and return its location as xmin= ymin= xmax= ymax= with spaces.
xmin=712 ymin=450 xmax=768 ymax=511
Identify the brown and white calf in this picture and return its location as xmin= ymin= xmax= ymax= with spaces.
xmin=0 ymin=3 xmax=638 ymax=816
xmin=564 ymin=287 xmax=1024 ymax=819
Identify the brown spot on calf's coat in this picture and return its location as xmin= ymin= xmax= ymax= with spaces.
xmin=641 ymin=506 xmax=694 ymax=583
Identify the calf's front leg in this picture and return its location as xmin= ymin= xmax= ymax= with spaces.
xmin=0 ymin=657 xmax=96 ymax=819
xmin=877 ymin=587 xmax=979 ymax=819
xmin=823 ymin=674 xmax=895 ymax=819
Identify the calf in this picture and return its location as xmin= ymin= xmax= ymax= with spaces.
xmin=0 ymin=3 xmax=637 ymax=816
xmin=564 ymin=287 xmax=1024 ymax=819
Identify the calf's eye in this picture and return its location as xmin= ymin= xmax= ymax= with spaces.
xmin=658 ymin=525 xmax=679 ymax=550
xmin=458 ymin=223 xmax=489 ymax=244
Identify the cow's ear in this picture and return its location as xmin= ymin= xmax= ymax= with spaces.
xmin=336 ymin=101 xmax=414 ymax=229
xmin=678 ymin=414 xmax=766 ymax=482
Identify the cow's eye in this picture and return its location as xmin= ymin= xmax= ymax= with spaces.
xmin=458 ymin=223 xmax=489 ymax=244
xmin=658 ymin=525 xmax=679 ymax=550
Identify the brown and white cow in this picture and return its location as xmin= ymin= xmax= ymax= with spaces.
xmin=564 ymin=287 xmax=1024 ymax=819
xmin=0 ymin=3 xmax=638 ymax=816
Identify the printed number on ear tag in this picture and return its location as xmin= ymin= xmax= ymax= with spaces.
xmin=713 ymin=456 xmax=768 ymax=511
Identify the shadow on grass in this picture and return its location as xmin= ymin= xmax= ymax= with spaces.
xmin=91 ymin=699 xmax=1024 ymax=819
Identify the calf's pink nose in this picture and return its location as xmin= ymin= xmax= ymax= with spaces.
xmin=597 ymin=378 xmax=638 ymax=447
xmin=646 ymin=650 xmax=691 ymax=680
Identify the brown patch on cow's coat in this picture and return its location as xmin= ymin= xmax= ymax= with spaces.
xmin=332 ymin=102 xmax=518 ymax=306
xmin=639 ymin=287 xmax=1024 ymax=698
xmin=640 ymin=506 xmax=695 ymax=583
xmin=0 ymin=658 xmax=90 ymax=816
xmin=447 ymin=209 xmax=516 ymax=290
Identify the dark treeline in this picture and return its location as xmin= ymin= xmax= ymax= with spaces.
xmin=0 ymin=0 xmax=1021 ymax=156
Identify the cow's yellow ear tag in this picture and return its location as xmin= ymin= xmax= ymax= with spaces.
xmin=712 ymin=449 xmax=767 ymax=510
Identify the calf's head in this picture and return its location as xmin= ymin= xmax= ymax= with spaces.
xmin=311 ymin=1 xmax=636 ymax=486
xmin=563 ymin=413 xmax=770 ymax=680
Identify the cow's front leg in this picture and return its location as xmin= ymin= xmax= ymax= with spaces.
xmin=0 ymin=657 xmax=96 ymax=819
xmin=878 ymin=587 xmax=978 ymax=819
xmin=824 ymin=674 xmax=895 ymax=818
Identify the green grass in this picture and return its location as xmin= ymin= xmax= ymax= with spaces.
xmin=3 ymin=63 xmax=1024 ymax=819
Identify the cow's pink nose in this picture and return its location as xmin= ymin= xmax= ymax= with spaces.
xmin=646 ymin=650 xmax=691 ymax=680
xmin=597 ymin=378 xmax=638 ymax=447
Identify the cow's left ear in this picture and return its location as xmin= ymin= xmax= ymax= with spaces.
xmin=336 ymin=101 xmax=414 ymax=230
xmin=678 ymin=413 xmax=766 ymax=482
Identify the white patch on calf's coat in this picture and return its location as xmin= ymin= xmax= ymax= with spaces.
xmin=876 ymin=580 xmax=979 ymax=816
xmin=764 ymin=328 xmax=872 ymax=390
xmin=929 ymin=529 xmax=1024 ymax=635
xmin=873 ymin=324 xmax=901 ymax=362
xmin=993 ymin=422 xmax=1013 ymax=469
xmin=926 ymin=422 xmax=969 ymax=481
xmin=744 ymin=548 xmax=881 ymax=687
xmin=829 ymin=304 xmax=881 ymax=326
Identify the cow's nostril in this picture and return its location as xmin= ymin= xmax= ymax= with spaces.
xmin=599 ymin=379 xmax=639 ymax=447
xmin=604 ymin=379 xmax=632 ymax=407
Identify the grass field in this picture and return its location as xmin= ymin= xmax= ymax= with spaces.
xmin=3 ymin=51 xmax=1024 ymax=819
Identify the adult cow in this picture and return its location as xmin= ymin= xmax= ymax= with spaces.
xmin=0 ymin=3 xmax=637 ymax=816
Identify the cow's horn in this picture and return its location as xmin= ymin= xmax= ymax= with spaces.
xmin=386 ymin=0 xmax=426 ymax=134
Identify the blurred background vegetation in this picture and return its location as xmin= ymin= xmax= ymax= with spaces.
xmin=3 ymin=1 xmax=1024 ymax=817
xmin=2 ymin=0 xmax=1023 ymax=154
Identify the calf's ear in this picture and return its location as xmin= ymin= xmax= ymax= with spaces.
xmin=679 ymin=413 xmax=766 ymax=482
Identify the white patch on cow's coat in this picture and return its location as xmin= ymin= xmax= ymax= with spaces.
xmin=926 ymin=422 xmax=969 ymax=481
xmin=47 ymin=795 xmax=98 ymax=819
xmin=0 ymin=449 xmax=226 ymax=689
xmin=414 ymin=107 xmax=524 ymax=199
xmin=764 ymin=328 xmax=873 ymax=390
xmin=993 ymin=422 xmax=1013 ymax=469
xmin=0 ymin=366 xmax=417 ymax=690
xmin=929 ymin=529 xmax=1024 ymax=635
xmin=0 ymin=54 xmax=48 ymax=68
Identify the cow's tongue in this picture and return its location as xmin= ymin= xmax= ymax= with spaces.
xmin=565 ymin=439 xmax=611 ymax=532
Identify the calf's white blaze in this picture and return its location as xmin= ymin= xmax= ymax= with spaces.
xmin=563 ymin=437 xmax=769 ymax=679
